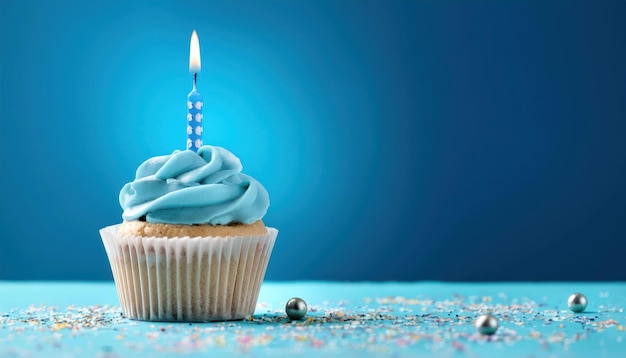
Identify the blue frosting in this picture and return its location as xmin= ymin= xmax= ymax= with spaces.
xmin=119 ymin=145 xmax=269 ymax=225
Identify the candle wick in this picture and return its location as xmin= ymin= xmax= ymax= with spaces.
xmin=193 ymin=73 xmax=197 ymax=91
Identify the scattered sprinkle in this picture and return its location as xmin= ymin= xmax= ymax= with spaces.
xmin=1 ymin=291 xmax=624 ymax=356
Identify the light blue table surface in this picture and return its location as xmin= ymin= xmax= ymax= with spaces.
xmin=1 ymin=281 xmax=625 ymax=357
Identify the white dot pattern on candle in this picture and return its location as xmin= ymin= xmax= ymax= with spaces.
xmin=187 ymin=101 xmax=193 ymax=109
xmin=186 ymin=138 xmax=192 ymax=149
xmin=187 ymin=90 xmax=202 ymax=152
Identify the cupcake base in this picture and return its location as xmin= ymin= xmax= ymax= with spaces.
xmin=100 ymin=224 xmax=278 ymax=322
xmin=117 ymin=219 xmax=268 ymax=238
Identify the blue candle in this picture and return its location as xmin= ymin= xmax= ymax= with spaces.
xmin=187 ymin=79 xmax=203 ymax=151
xmin=187 ymin=30 xmax=203 ymax=152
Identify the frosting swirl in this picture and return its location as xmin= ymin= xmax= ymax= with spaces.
xmin=119 ymin=145 xmax=269 ymax=225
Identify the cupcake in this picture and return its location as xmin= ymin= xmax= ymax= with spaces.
xmin=100 ymin=145 xmax=278 ymax=322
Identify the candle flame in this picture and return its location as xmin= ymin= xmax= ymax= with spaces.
xmin=189 ymin=30 xmax=201 ymax=73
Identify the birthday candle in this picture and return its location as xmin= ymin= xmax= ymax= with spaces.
xmin=187 ymin=30 xmax=203 ymax=152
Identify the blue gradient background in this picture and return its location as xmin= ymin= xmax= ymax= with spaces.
xmin=1 ymin=0 xmax=625 ymax=281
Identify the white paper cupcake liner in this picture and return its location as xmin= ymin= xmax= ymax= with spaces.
xmin=100 ymin=224 xmax=277 ymax=322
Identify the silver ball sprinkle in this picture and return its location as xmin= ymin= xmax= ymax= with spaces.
xmin=568 ymin=292 xmax=588 ymax=313
xmin=285 ymin=297 xmax=308 ymax=320
xmin=475 ymin=314 xmax=499 ymax=335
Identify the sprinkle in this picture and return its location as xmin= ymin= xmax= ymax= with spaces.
xmin=1 ymin=290 xmax=623 ymax=356
xmin=295 ymin=335 xmax=307 ymax=342
xmin=452 ymin=340 xmax=465 ymax=351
